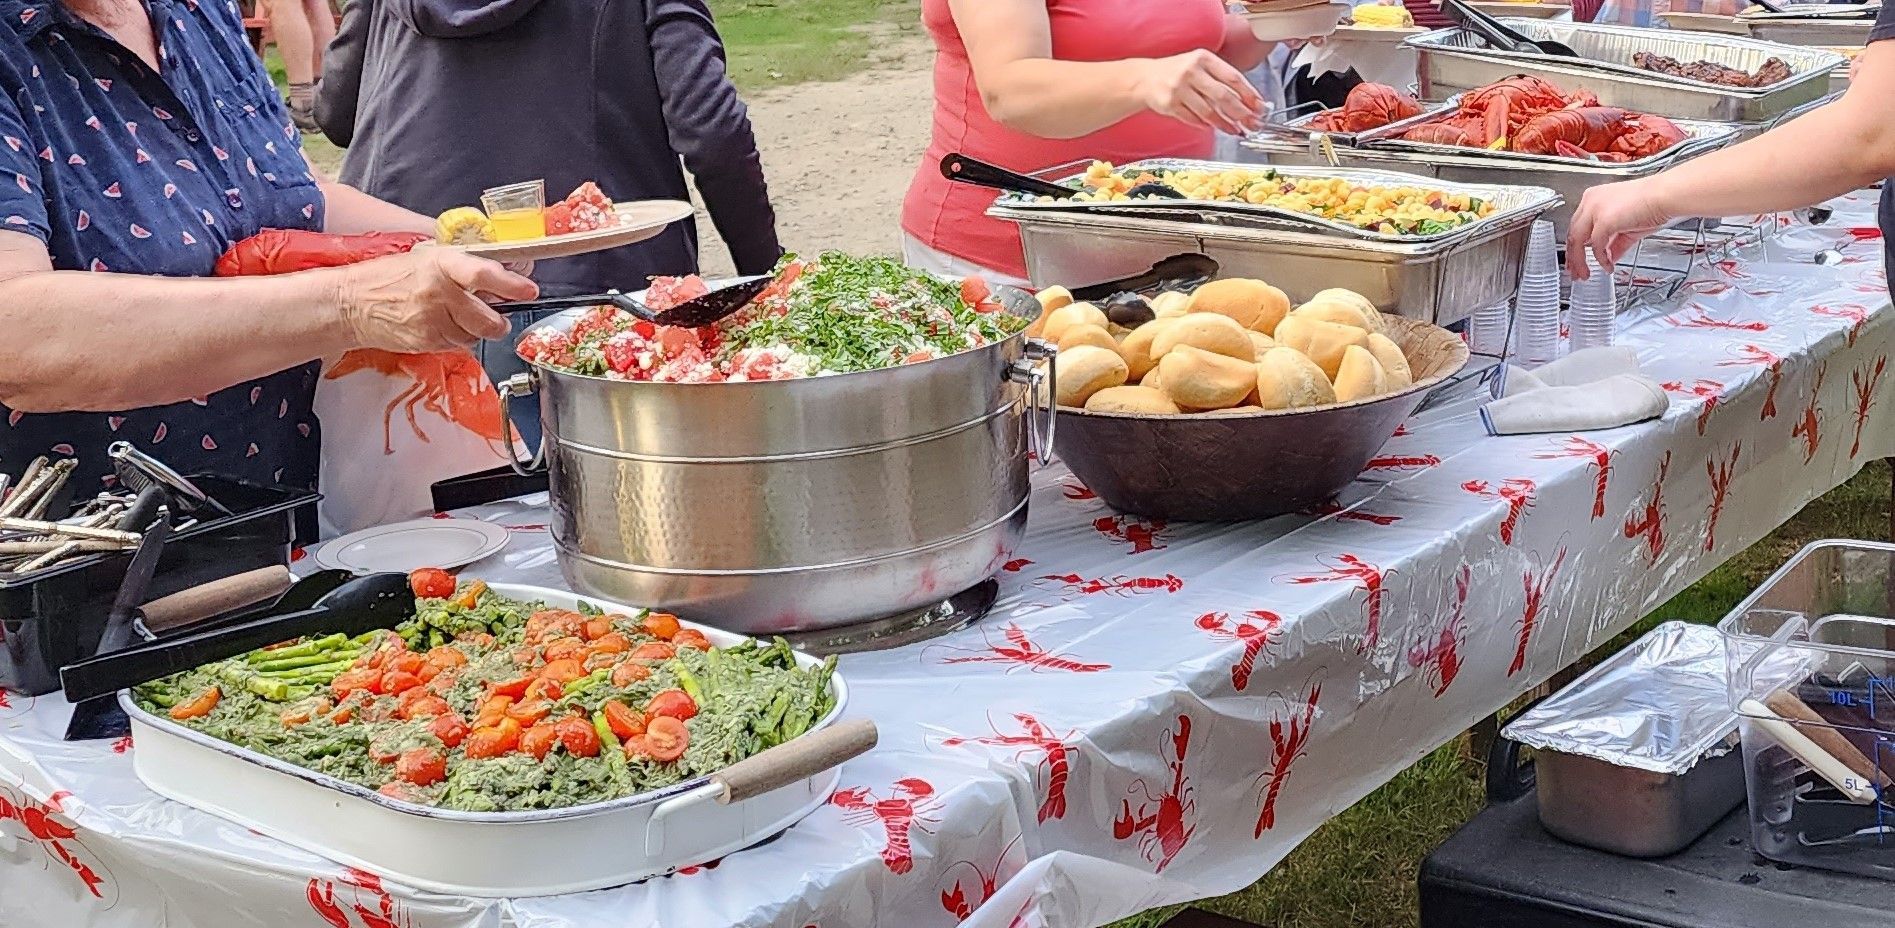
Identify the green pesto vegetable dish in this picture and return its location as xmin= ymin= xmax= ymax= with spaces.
xmin=134 ymin=570 xmax=837 ymax=813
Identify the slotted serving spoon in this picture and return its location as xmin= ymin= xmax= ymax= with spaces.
xmin=940 ymin=153 xmax=1186 ymax=201
xmin=492 ymin=275 xmax=773 ymax=329
xmin=1443 ymin=0 xmax=1578 ymax=56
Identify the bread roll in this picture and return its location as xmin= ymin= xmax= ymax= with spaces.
xmin=1308 ymin=288 xmax=1379 ymax=320
xmin=1042 ymin=302 xmax=1108 ymax=344
xmin=1255 ymin=347 xmax=1336 ymax=410
xmin=1156 ymin=345 xmax=1256 ymax=411
xmin=1247 ymin=331 xmax=1277 ymax=357
xmin=1273 ymin=316 xmax=1368 ymax=380
xmin=1149 ymin=313 xmax=1253 ymax=362
xmin=1118 ymin=320 xmax=1170 ymax=381
xmin=1035 ymin=285 xmax=1074 ymax=314
xmin=1333 ymin=345 xmax=1390 ymax=403
xmin=1054 ymin=344 xmax=1128 ymax=408
xmin=1365 ymin=332 xmax=1413 ymax=388
xmin=1251 ymin=282 xmax=1292 ymax=336
xmin=1151 ymin=291 xmax=1191 ymax=319
xmin=1140 ymin=365 xmax=1164 ymax=393
xmin=1057 ymin=323 xmax=1117 ymax=354
xmin=1291 ymin=299 xmax=1380 ymax=335
xmin=1084 ymin=385 xmax=1181 ymax=414
xmin=1186 ymin=278 xmax=1272 ymax=330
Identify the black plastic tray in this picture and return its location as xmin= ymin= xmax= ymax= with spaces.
xmin=0 ymin=475 xmax=319 ymax=696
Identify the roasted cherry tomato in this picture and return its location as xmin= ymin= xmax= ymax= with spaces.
xmin=527 ymin=677 xmax=566 ymax=702
xmin=538 ymin=658 xmax=587 ymax=686
xmin=557 ymin=716 xmax=602 ymax=758
xmin=453 ymin=580 xmax=488 ymax=610
xmin=458 ymin=631 xmax=496 ymax=649
xmin=642 ymin=612 xmax=682 ymax=641
xmin=622 ymin=735 xmax=652 ymax=759
xmin=430 ymin=712 xmax=470 ymax=749
xmin=425 ymin=646 xmax=468 ymax=669
xmin=396 ymin=748 xmax=447 ymax=787
xmin=520 ymin=723 xmax=561 ymax=760
xmin=489 ymin=676 xmax=532 ymax=699
xmin=329 ymin=705 xmax=355 ymax=725
xmin=378 ymin=782 xmax=423 ymax=802
xmin=644 ymin=716 xmax=689 ymax=762
xmin=380 ymin=670 xmax=422 ymax=695
xmin=959 ymin=276 xmax=991 ymax=307
xmin=368 ymin=732 xmax=406 ymax=765
xmin=629 ymin=642 xmax=676 ymax=662
xmin=408 ymin=568 xmax=456 ymax=600
xmin=391 ymin=651 xmax=427 ymax=675
xmin=401 ymin=696 xmax=452 ymax=721
xmin=464 ymin=718 xmax=523 ymax=759
xmin=672 ymin=629 xmax=712 ymax=651
xmin=603 ymin=701 xmax=646 ymax=741
xmin=330 ymin=669 xmax=379 ymax=700
xmin=645 ymin=689 xmax=698 ymax=722
xmin=611 ymin=661 xmax=652 ymax=687
xmin=280 ymin=698 xmax=330 ymax=728
xmin=505 ymin=699 xmax=553 ymax=727
xmin=582 ymin=618 xmax=615 ymax=641
xmin=168 ymin=687 xmax=221 ymax=720
xmin=474 ymin=695 xmax=514 ymax=729
xmin=541 ymin=637 xmax=586 ymax=663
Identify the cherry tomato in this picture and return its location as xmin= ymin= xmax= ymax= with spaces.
xmin=330 ymin=669 xmax=378 ymax=700
xmin=401 ymin=696 xmax=452 ymax=721
xmin=396 ymin=748 xmax=447 ymax=787
xmin=474 ymin=695 xmax=514 ymax=728
xmin=642 ymin=613 xmax=682 ymax=641
xmin=581 ymin=618 xmax=614 ymax=641
xmin=458 ymin=631 xmax=496 ymax=649
xmin=464 ymin=719 xmax=522 ymax=759
xmin=424 ymin=646 xmax=468 ymax=668
xmin=391 ymin=651 xmax=427 ymax=675
xmin=539 ymin=658 xmax=587 ymax=686
xmin=611 ymin=661 xmax=652 ymax=687
xmin=378 ymin=782 xmax=423 ymax=803
xmin=279 ymin=698 xmax=330 ymax=728
xmin=368 ymin=732 xmax=405 ymax=765
xmin=960 ymin=276 xmax=991 ymax=307
xmin=505 ymin=699 xmax=553 ymax=727
xmin=556 ymin=717 xmax=602 ymax=758
xmin=380 ymin=670 xmax=422 ymax=695
xmin=528 ymin=677 xmax=566 ymax=701
xmin=168 ymin=687 xmax=221 ymax=720
xmin=329 ymin=705 xmax=355 ymax=725
xmin=430 ymin=712 xmax=470 ymax=749
xmin=622 ymin=735 xmax=653 ymax=759
xmin=645 ymin=689 xmax=698 ymax=722
xmin=672 ymin=629 xmax=713 ymax=651
xmin=408 ymin=568 xmax=456 ymax=600
xmin=489 ymin=676 xmax=531 ymax=699
xmin=589 ymin=632 xmax=630 ymax=655
xmin=520 ymin=723 xmax=561 ymax=760
xmin=415 ymin=663 xmax=440 ymax=684
xmin=603 ymin=701 xmax=646 ymax=741
xmin=542 ymin=638 xmax=586 ymax=663
xmin=644 ymin=716 xmax=689 ymax=762
xmin=544 ymin=201 xmax=575 ymax=236
xmin=630 ymin=642 xmax=676 ymax=662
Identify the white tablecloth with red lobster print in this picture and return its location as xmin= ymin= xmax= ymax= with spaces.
xmin=4 ymin=196 xmax=1895 ymax=928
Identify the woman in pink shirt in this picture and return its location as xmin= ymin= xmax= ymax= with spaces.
xmin=901 ymin=0 xmax=1276 ymax=284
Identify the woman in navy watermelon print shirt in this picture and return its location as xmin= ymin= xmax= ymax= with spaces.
xmin=0 ymin=0 xmax=538 ymax=502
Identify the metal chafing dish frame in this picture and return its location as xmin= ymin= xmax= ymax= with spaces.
xmin=1405 ymin=20 xmax=1844 ymax=120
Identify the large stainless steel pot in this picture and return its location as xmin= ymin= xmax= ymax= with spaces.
xmin=496 ymin=286 xmax=1055 ymax=635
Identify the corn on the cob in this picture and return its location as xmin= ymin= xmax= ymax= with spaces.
xmin=1351 ymin=5 xmax=1414 ymax=26
xmin=435 ymin=207 xmax=496 ymax=245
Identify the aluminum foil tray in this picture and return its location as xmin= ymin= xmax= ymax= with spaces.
xmin=1354 ymin=113 xmax=1739 ymax=168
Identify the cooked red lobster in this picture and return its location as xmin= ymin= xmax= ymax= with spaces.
xmin=1512 ymin=108 xmax=1688 ymax=162
xmin=1306 ymin=83 xmax=1423 ymax=133
xmin=1364 ymin=76 xmax=1687 ymax=161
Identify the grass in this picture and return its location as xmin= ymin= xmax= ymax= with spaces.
xmin=1113 ymin=460 xmax=1893 ymax=928
xmin=708 ymin=0 xmax=921 ymax=90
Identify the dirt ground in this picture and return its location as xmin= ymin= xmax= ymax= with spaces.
xmin=690 ymin=35 xmax=933 ymax=277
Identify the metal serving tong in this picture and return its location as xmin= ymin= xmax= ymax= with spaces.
xmin=1068 ymin=253 xmax=1220 ymax=303
xmin=1442 ymin=0 xmax=1578 ymax=57
xmin=60 ymin=571 xmax=415 ymax=706
xmin=492 ymin=275 xmax=774 ymax=329
xmin=940 ymin=152 xmax=1186 ymax=201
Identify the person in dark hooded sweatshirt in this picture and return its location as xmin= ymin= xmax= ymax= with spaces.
xmin=316 ymin=0 xmax=781 ymax=443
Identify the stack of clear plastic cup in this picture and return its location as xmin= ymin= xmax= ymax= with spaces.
xmin=1514 ymin=220 xmax=1562 ymax=367
xmin=1566 ymin=247 xmax=1617 ymax=352
xmin=1469 ymin=301 xmax=1512 ymax=357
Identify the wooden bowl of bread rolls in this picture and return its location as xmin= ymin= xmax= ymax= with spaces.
xmin=1037 ymin=277 xmax=1468 ymax=521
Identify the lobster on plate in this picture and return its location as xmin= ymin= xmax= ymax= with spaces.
xmin=1305 ymin=82 xmax=1423 ymax=133
xmin=1512 ymin=107 xmax=1689 ymax=162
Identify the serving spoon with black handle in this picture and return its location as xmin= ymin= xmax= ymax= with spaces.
xmin=492 ymin=274 xmax=774 ymax=329
xmin=940 ymin=153 xmax=1186 ymax=201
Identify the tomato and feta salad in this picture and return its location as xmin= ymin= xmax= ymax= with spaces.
xmin=135 ymin=578 xmax=837 ymax=812
xmin=517 ymin=252 xmax=1026 ymax=382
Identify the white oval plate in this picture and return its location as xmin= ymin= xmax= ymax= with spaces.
xmin=438 ymin=200 xmax=695 ymax=263
xmin=1244 ymin=1 xmax=1350 ymax=41
xmin=313 ymin=518 xmax=510 ymax=574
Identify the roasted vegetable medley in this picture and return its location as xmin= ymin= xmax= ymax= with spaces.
xmin=134 ymin=573 xmax=837 ymax=812
xmin=1066 ymin=162 xmax=1496 ymax=236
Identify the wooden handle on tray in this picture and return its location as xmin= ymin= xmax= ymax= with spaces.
xmin=139 ymin=565 xmax=295 ymax=634
xmin=712 ymin=718 xmax=878 ymax=804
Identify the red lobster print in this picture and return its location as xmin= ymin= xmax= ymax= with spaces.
xmin=1114 ymin=715 xmax=1197 ymax=873
xmin=1856 ymin=269 xmax=1890 ymax=296
xmin=1661 ymin=379 xmax=1724 ymax=435
xmin=1092 ymin=515 xmax=1168 ymax=554
xmin=942 ymin=713 xmax=1076 ymax=822
xmin=1288 ymin=554 xmax=1390 ymax=652
xmin=1409 ymin=564 xmax=1470 ymax=697
xmin=830 ymin=778 xmax=941 ymax=874
xmin=110 ymin=736 xmax=132 ymax=754
xmin=306 ymin=868 xmax=411 ymax=928
xmin=1303 ymin=498 xmax=1401 ymax=525
xmin=1061 ymin=481 xmax=1097 ymax=502
xmin=1795 ymin=364 xmax=1827 ymax=464
xmin=1510 ymin=548 xmax=1568 ymax=677
xmin=1533 ymin=436 xmax=1613 ymax=519
xmin=0 ymin=786 xmax=111 ymax=901
xmin=1665 ymin=306 xmax=1769 ymax=333
xmin=1705 ymin=443 xmax=1741 ymax=553
xmin=1622 ymin=452 xmax=1670 ymax=566
xmin=1363 ymin=453 xmax=1441 ymax=473
xmin=940 ymin=835 xmax=1023 ymax=922
xmin=1812 ymin=304 xmax=1870 ymax=347
xmin=932 ymin=622 xmax=1111 ymax=673
xmin=1255 ymin=682 xmax=1321 ymax=836
xmin=1036 ymin=572 xmax=1184 ymax=598
xmin=1195 ymin=611 xmax=1283 ymax=691
xmin=1461 ymin=478 xmax=1535 ymax=544
xmin=1851 ymin=356 xmax=1887 ymax=458
xmin=1001 ymin=558 xmax=1034 ymax=573
xmin=1719 ymin=345 xmax=1783 ymax=420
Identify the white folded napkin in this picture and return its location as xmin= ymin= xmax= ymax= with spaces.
xmin=1482 ymin=347 xmax=1667 ymax=435
xmin=1291 ymin=36 xmax=1419 ymax=88
xmin=1501 ymin=346 xmax=1643 ymax=396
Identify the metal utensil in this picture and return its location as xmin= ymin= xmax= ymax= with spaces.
xmin=108 ymin=442 xmax=230 ymax=517
xmin=1443 ymin=0 xmax=1579 ymax=55
xmin=941 ymin=152 xmax=1187 ymax=201
xmin=1068 ymin=253 xmax=1222 ymax=303
xmin=493 ymin=276 xmax=774 ymax=329
xmin=59 ymin=571 xmax=415 ymax=703
xmin=64 ymin=511 xmax=171 ymax=740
